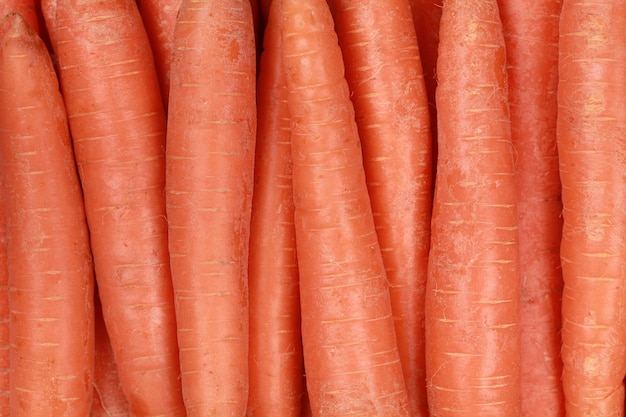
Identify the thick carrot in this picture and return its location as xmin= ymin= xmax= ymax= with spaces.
xmin=0 ymin=182 xmax=8 ymax=415
xmin=327 ymin=1 xmax=432 ymax=415
xmin=0 ymin=0 xmax=38 ymax=33
xmin=280 ymin=0 xmax=411 ymax=415
xmin=558 ymin=1 xmax=626 ymax=415
xmin=41 ymin=1 xmax=185 ymax=416
xmin=136 ymin=0 xmax=182 ymax=108
xmin=166 ymin=0 xmax=256 ymax=415
xmin=0 ymin=13 xmax=94 ymax=417
xmin=247 ymin=0 xmax=303 ymax=415
xmin=91 ymin=289 xmax=130 ymax=417
xmin=424 ymin=0 xmax=521 ymax=415
xmin=497 ymin=0 xmax=565 ymax=415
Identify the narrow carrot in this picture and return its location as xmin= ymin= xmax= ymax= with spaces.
xmin=41 ymin=1 xmax=185 ymax=416
xmin=497 ymin=0 xmax=565 ymax=415
xmin=136 ymin=0 xmax=182 ymax=108
xmin=280 ymin=0 xmax=411 ymax=415
xmin=326 ymin=1 xmax=432 ymax=415
xmin=0 ymin=181 xmax=8 ymax=415
xmin=0 ymin=13 xmax=94 ymax=417
xmin=247 ymin=0 xmax=303 ymax=415
xmin=90 ymin=289 xmax=130 ymax=417
xmin=558 ymin=1 xmax=626 ymax=415
xmin=424 ymin=0 xmax=521 ymax=415
xmin=166 ymin=0 xmax=256 ymax=415
xmin=0 ymin=0 xmax=38 ymax=33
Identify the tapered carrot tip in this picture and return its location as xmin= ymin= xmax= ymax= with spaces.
xmin=0 ymin=12 xmax=32 ymax=41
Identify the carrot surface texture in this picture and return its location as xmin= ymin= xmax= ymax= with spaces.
xmin=0 ymin=13 xmax=94 ymax=417
xmin=247 ymin=0 xmax=303 ymax=416
xmin=166 ymin=0 xmax=256 ymax=415
xmin=424 ymin=0 xmax=522 ymax=415
xmin=0 ymin=1 xmax=39 ymax=34
xmin=280 ymin=0 xmax=411 ymax=415
xmin=327 ymin=0 xmax=433 ymax=415
xmin=497 ymin=0 xmax=565 ymax=415
xmin=41 ymin=1 xmax=185 ymax=416
xmin=558 ymin=1 xmax=626 ymax=415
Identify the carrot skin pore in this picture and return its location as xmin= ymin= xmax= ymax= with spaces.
xmin=558 ymin=1 xmax=626 ymax=415
xmin=424 ymin=0 xmax=522 ymax=415
xmin=0 ymin=14 xmax=94 ymax=417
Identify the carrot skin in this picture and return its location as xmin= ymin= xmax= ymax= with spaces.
xmin=41 ymin=1 xmax=185 ymax=415
xmin=327 ymin=1 xmax=432 ymax=415
xmin=281 ymin=0 xmax=411 ymax=415
xmin=0 ymin=170 xmax=8 ymax=416
xmin=166 ymin=0 xmax=256 ymax=415
xmin=497 ymin=0 xmax=565 ymax=415
xmin=247 ymin=0 xmax=303 ymax=415
xmin=0 ymin=0 xmax=38 ymax=33
xmin=558 ymin=1 xmax=626 ymax=415
xmin=0 ymin=13 xmax=94 ymax=417
xmin=424 ymin=0 xmax=521 ymax=415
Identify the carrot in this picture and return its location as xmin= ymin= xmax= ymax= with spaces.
xmin=557 ymin=1 xmax=626 ymax=415
xmin=280 ymin=0 xmax=411 ymax=414
xmin=166 ymin=0 xmax=256 ymax=415
xmin=247 ymin=0 xmax=303 ymax=415
xmin=0 ymin=181 xmax=8 ymax=415
xmin=91 ymin=289 xmax=130 ymax=417
xmin=41 ymin=1 xmax=185 ymax=416
xmin=0 ymin=13 xmax=94 ymax=417
xmin=497 ymin=0 xmax=565 ymax=415
xmin=424 ymin=0 xmax=521 ymax=415
xmin=0 ymin=0 xmax=38 ymax=33
xmin=326 ymin=1 xmax=432 ymax=415
xmin=136 ymin=0 xmax=182 ymax=109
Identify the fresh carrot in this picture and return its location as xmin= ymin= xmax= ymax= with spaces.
xmin=41 ymin=1 xmax=185 ymax=416
xmin=0 ymin=0 xmax=38 ymax=33
xmin=0 ymin=13 xmax=94 ymax=417
xmin=136 ymin=0 xmax=182 ymax=109
xmin=0 ymin=181 xmax=8 ymax=415
xmin=326 ymin=1 xmax=432 ymax=415
xmin=424 ymin=0 xmax=521 ymax=415
xmin=247 ymin=0 xmax=303 ymax=415
xmin=280 ymin=0 xmax=411 ymax=414
xmin=166 ymin=0 xmax=256 ymax=415
xmin=91 ymin=289 xmax=130 ymax=417
xmin=558 ymin=1 xmax=626 ymax=415
xmin=497 ymin=0 xmax=565 ymax=415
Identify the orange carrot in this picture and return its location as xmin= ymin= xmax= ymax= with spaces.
xmin=0 ymin=181 xmax=8 ymax=415
xmin=0 ymin=0 xmax=38 ymax=33
xmin=280 ymin=0 xmax=411 ymax=414
xmin=497 ymin=0 xmax=565 ymax=415
xmin=41 ymin=1 xmax=185 ymax=415
xmin=558 ymin=1 xmax=626 ymax=415
xmin=166 ymin=0 xmax=256 ymax=415
xmin=0 ymin=13 xmax=94 ymax=417
xmin=136 ymin=0 xmax=182 ymax=108
xmin=424 ymin=0 xmax=521 ymax=415
xmin=327 ymin=1 xmax=433 ymax=414
xmin=90 ymin=289 xmax=130 ymax=417
xmin=247 ymin=0 xmax=303 ymax=415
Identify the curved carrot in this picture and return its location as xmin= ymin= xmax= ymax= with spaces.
xmin=136 ymin=0 xmax=181 ymax=109
xmin=41 ymin=1 xmax=185 ymax=415
xmin=326 ymin=1 xmax=432 ymax=415
xmin=497 ymin=0 xmax=565 ymax=415
xmin=247 ymin=1 xmax=303 ymax=415
xmin=424 ymin=0 xmax=521 ymax=415
xmin=166 ymin=0 xmax=256 ymax=415
xmin=281 ymin=0 xmax=411 ymax=415
xmin=0 ymin=13 xmax=94 ymax=417
xmin=0 ymin=0 xmax=38 ymax=33
xmin=558 ymin=1 xmax=626 ymax=415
